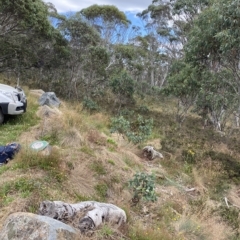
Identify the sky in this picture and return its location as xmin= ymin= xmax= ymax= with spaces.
xmin=44 ymin=0 xmax=153 ymax=13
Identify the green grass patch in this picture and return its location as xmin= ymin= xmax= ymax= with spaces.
xmin=90 ymin=160 xmax=106 ymax=175
xmin=94 ymin=183 xmax=108 ymax=201
xmin=0 ymin=96 xmax=39 ymax=144
xmin=41 ymin=129 xmax=60 ymax=145
xmin=107 ymin=159 xmax=115 ymax=165
xmin=80 ymin=146 xmax=95 ymax=156
xmin=0 ymin=177 xmax=40 ymax=206
xmin=74 ymin=192 xmax=92 ymax=202
xmin=13 ymin=148 xmax=67 ymax=183
xmin=0 ymin=165 xmax=10 ymax=175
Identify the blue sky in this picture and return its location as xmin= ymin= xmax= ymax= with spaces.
xmin=43 ymin=0 xmax=153 ymax=13
xmin=44 ymin=0 xmax=153 ymax=28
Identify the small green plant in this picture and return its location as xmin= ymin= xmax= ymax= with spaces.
xmin=137 ymin=105 xmax=150 ymax=114
xmin=94 ymin=183 xmax=108 ymax=201
xmin=124 ymin=156 xmax=135 ymax=168
xmin=183 ymin=161 xmax=192 ymax=174
xmin=110 ymin=115 xmax=153 ymax=144
xmin=74 ymin=192 xmax=92 ymax=202
xmin=83 ymin=97 xmax=99 ymax=112
xmin=66 ymin=161 xmax=74 ymax=170
xmin=41 ymin=129 xmax=59 ymax=145
xmin=107 ymin=159 xmax=115 ymax=165
xmin=110 ymin=70 xmax=135 ymax=107
xmin=97 ymin=224 xmax=114 ymax=238
xmin=0 ymin=165 xmax=10 ymax=175
xmin=182 ymin=149 xmax=196 ymax=164
xmin=219 ymin=206 xmax=239 ymax=230
xmin=107 ymin=138 xmax=117 ymax=146
xmin=178 ymin=219 xmax=206 ymax=240
xmin=0 ymin=178 xmax=38 ymax=205
xmin=14 ymin=178 xmax=35 ymax=198
xmin=80 ymin=146 xmax=95 ymax=156
xmin=91 ymin=161 xmax=106 ymax=175
xmin=129 ymin=172 xmax=157 ymax=203
xmin=110 ymin=116 xmax=130 ymax=135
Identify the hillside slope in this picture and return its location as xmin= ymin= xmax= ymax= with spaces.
xmin=0 ymin=90 xmax=240 ymax=240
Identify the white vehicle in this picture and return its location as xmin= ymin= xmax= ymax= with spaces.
xmin=0 ymin=84 xmax=27 ymax=124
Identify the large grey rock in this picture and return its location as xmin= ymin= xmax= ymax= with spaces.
xmin=39 ymin=92 xmax=61 ymax=108
xmin=0 ymin=212 xmax=80 ymax=240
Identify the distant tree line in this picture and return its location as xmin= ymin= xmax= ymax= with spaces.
xmin=1 ymin=0 xmax=240 ymax=130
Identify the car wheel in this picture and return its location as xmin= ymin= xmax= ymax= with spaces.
xmin=0 ymin=108 xmax=4 ymax=124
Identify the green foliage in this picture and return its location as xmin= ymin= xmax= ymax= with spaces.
xmin=14 ymin=149 xmax=66 ymax=183
xmin=164 ymin=61 xmax=200 ymax=98
xmin=80 ymin=4 xmax=130 ymax=25
xmin=0 ymin=165 xmax=10 ymax=175
xmin=91 ymin=161 xmax=106 ymax=175
xmin=97 ymin=224 xmax=114 ymax=238
xmin=94 ymin=183 xmax=108 ymax=201
xmin=80 ymin=146 xmax=95 ymax=156
xmin=107 ymin=159 xmax=115 ymax=165
xmin=110 ymin=115 xmax=153 ymax=144
xmin=107 ymin=138 xmax=117 ymax=146
xmin=0 ymin=97 xmax=39 ymax=144
xmin=41 ymin=129 xmax=59 ymax=145
xmin=137 ymin=105 xmax=150 ymax=114
xmin=182 ymin=149 xmax=196 ymax=164
xmin=0 ymin=0 xmax=52 ymax=35
xmin=0 ymin=178 xmax=37 ymax=201
xmin=74 ymin=193 xmax=92 ymax=202
xmin=204 ymin=151 xmax=240 ymax=182
xmin=83 ymin=97 xmax=99 ymax=112
xmin=14 ymin=178 xmax=35 ymax=198
xmin=128 ymin=225 xmax=172 ymax=240
xmin=218 ymin=206 xmax=239 ymax=230
xmin=88 ymin=46 xmax=109 ymax=76
xmin=114 ymin=44 xmax=137 ymax=61
xmin=110 ymin=115 xmax=130 ymax=135
xmin=110 ymin=71 xmax=135 ymax=100
xmin=178 ymin=219 xmax=206 ymax=240
xmin=0 ymin=0 xmax=65 ymax=73
xmin=127 ymin=115 xmax=153 ymax=143
xmin=129 ymin=172 xmax=157 ymax=203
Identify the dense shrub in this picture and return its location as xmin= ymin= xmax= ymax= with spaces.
xmin=110 ymin=115 xmax=153 ymax=144
xmin=129 ymin=172 xmax=157 ymax=203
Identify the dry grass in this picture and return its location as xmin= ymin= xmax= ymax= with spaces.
xmin=1 ymin=90 xmax=240 ymax=239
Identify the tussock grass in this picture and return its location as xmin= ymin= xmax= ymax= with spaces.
xmin=1 ymin=91 xmax=240 ymax=239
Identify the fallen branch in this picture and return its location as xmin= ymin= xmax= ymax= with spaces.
xmin=224 ymin=197 xmax=229 ymax=208
xmin=224 ymin=198 xmax=240 ymax=209
xmin=184 ymin=188 xmax=196 ymax=192
xmin=39 ymin=200 xmax=127 ymax=233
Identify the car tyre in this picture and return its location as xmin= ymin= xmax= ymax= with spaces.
xmin=0 ymin=108 xmax=4 ymax=124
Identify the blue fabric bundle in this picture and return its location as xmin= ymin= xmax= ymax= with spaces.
xmin=0 ymin=143 xmax=21 ymax=165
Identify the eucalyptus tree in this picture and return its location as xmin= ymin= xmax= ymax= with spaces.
xmin=80 ymin=5 xmax=140 ymax=77
xmin=0 ymin=0 xmax=67 ymax=87
xmin=80 ymin=4 xmax=130 ymax=49
xmin=184 ymin=0 xmax=240 ymax=129
xmin=131 ymin=34 xmax=168 ymax=88
xmin=164 ymin=60 xmax=201 ymax=123
xmin=136 ymin=0 xmax=209 ymax=89
xmin=58 ymin=13 xmax=109 ymax=99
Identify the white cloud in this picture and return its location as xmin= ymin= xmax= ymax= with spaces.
xmin=43 ymin=0 xmax=152 ymax=13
